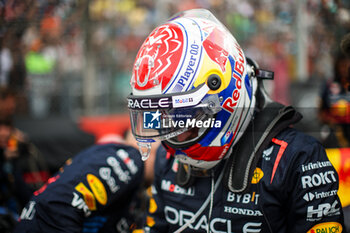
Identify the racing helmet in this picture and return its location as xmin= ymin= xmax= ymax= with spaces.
xmin=128 ymin=9 xmax=257 ymax=169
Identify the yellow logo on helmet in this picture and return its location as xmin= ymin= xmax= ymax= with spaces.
xmin=251 ymin=168 xmax=264 ymax=184
xmin=87 ymin=174 xmax=107 ymax=205
xmin=307 ymin=222 xmax=342 ymax=233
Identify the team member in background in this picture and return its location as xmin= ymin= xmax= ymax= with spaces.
xmin=0 ymin=87 xmax=49 ymax=233
xmin=0 ymin=87 xmax=50 ymax=192
xmin=319 ymin=52 xmax=350 ymax=148
xmin=13 ymin=129 xmax=156 ymax=233
xmin=127 ymin=9 xmax=345 ymax=232
xmin=0 ymin=118 xmax=32 ymax=233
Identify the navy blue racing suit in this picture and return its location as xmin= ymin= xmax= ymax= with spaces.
xmin=145 ymin=128 xmax=345 ymax=232
xmin=14 ymin=143 xmax=144 ymax=233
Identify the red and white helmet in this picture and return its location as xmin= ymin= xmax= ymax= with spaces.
xmin=128 ymin=9 xmax=257 ymax=169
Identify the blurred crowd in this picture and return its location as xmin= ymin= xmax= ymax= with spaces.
xmin=0 ymin=0 xmax=349 ymax=119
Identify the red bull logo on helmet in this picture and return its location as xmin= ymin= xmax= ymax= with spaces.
xmin=222 ymin=42 xmax=246 ymax=113
xmin=203 ymin=27 xmax=229 ymax=72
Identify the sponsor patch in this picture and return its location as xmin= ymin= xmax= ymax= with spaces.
xmin=243 ymin=222 xmax=262 ymax=233
xmin=303 ymin=190 xmax=338 ymax=202
xmin=227 ymin=191 xmax=260 ymax=205
xmin=301 ymin=171 xmax=336 ymax=189
xmin=307 ymin=222 xmax=342 ymax=233
xmin=164 ymin=205 xmax=254 ymax=232
xmin=161 ymin=179 xmax=195 ymax=196
xmin=107 ymin=156 xmax=131 ymax=183
xmin=20 ymin=201 xmax=36 ymax=220
xmin=262 ymin=146 xmax=273 ymax=161
xmin=224 ymin=206 xmax=263 ymax=216
xmin=146 ymin=216 xmax=156 ymax=227
xmin=87 ymin=174 xmax=107 ymax=205
xmin=251 ymin=167 xmax=264 ymax=184
xmin=99 ymin=167 xmax=119 ymax=193
xmin=71 ymin=192 xmax=91 ymax=217
xmin=75 ymin=182 xmax=96 ymax=210
xmin=301 ymin=161 xmax=333 ymax=172
xmin=149 ymin=198 xmax=157 ymax=214
xmin=307 ymin=200 xmax=341 ymax=221
xmin=172 ymin=159 xmax=179 ymax=173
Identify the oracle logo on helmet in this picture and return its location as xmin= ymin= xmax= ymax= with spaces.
xmin=128 ymin=98 xmax=171 ymax=109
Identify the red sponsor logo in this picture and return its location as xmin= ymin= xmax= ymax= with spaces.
xmin=132 ymin=24 xmax=184 ymax=90
xmin=222 ymin=43 xmax=245 ymax=113
xmin=203 ymin=27 xmax=229 ymax=72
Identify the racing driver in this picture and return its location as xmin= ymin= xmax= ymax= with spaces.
xmin=127 ymin=9 xmax=345 ymax=232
